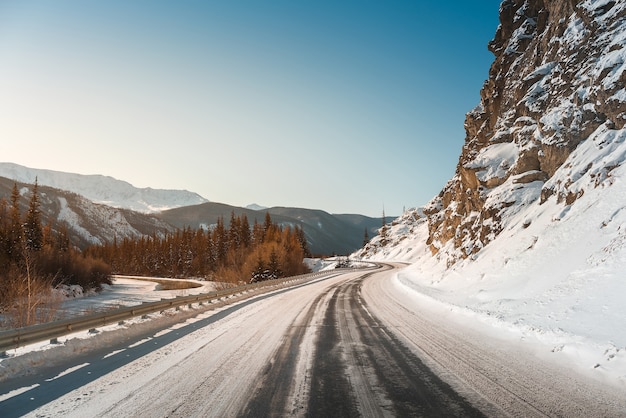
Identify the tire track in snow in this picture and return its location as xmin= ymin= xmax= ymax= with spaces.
xmin=347 ymin=278 xmax=483 ymax=417
xmin=307 ymin=285 xmax=362 ymax=417
xmin=240 ymin=283 xmax=341 ymax=417
xmin=1 ymin=274 xmax=344 ymax=417
xmin=361 ymin=265 xmax=626 ymax=417
xmin=307 ymin=267 xmax=483 ymax=417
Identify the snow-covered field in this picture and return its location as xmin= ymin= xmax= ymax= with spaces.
xmin=56 ymin=275 xmax=218 ymax=316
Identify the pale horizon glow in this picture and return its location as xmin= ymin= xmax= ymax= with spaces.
xmin=0 ymin=1 xmax=501 ymax=217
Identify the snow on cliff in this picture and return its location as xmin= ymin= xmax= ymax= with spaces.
xmin=0 ymin=162 xmax=208 ymax=213
xmin=357 ymin=1 xmax=626 ymax=387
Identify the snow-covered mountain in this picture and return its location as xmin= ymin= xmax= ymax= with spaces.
xmin=0 ymin=162 xmax=208 ymax=213
xmin=358 ymin=0 xmax=626 ymax=386
xmin=0 ymin=176 xmax=176 ymax=248
xmin=246 ymin=203 xmax=268 ymax=211
xmin=0 ymin=164 xmax=385 ymax=255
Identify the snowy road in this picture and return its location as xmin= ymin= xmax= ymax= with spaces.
xmin=1 ymin=264 xmax=625 ymax=417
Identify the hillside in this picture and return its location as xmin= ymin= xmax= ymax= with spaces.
xmin=0 ymin=176 xmax=175 ymax=248
xmin=0 ymin=170 xmax=386 ymax=255
xmin=0 ymin=162 xmax=208 ymax=213
xmin=158 ymin=202 xmax=386 ymax=256
xmin=358 ymin=0 xmax=626 ymax=385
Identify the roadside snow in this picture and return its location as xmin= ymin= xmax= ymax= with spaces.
xmin=0 ymin=276 xmax=221 ymax=365
xmin=55 ymin=276 xmax=218 ymax=317
xmin=361 ymin=129 xmax=626 ymax=389
xmin=0 ymin=271 xmax=353 ymax=417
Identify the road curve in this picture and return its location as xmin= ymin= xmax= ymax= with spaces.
xmin=361 ymin=263 xmax=626 ymax=417
xmin=241 ymin=264 xmax=481 ymax=417
xmin=2 ymin=264 xmax=624 ymax=417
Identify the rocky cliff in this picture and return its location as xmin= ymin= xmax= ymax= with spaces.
xmin=422 ymin=0 xmax=626 ymax=264
xmin=354 ymin=0 xmax=626 ymax=385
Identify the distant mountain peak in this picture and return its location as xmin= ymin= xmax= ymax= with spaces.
xmin=0 ymin=162 xmax=208 ymax=213
xmin=246 ymin=203 xmax=268 ymax=211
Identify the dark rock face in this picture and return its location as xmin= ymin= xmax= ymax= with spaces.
xmin=425 ymin=0 xmax=626 ymax=262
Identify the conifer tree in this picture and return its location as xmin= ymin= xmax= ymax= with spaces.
xmin=251 ymin=253 xmax=267 ymax=282
xmin=252 ymin=219 xmax=264 ymax=245
xmin=240 ymin=214 xmax=251 ymax=248
xmin=214 ymin=217 xmax=228 ymax=266
xmin=228 ymin=211 xmax=240 ymax=249
xmin=268 ymin=247 xmax=281 ymax=279
xmin=263 ymin=212 xmax=272 ymax=234
xmin=379 ymin=208 xmax=389 ymax=246
xmin=7 ymin=183 xmax=22 ymax=262
xmin=0 ymin=198 xmax=7 ymax=266
xmin=295 ymin=225 xmax=311 ymax=257
xmin=24 ymin=178 xmax=43 ymax=252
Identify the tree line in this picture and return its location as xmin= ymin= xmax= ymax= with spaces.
xmin=0 ymin=181 xmax=111 ymax=327
xmin=85 ymin=212 xmax=311 ymax=284
xmin=0 ymin=180 xmax=312 ymax=327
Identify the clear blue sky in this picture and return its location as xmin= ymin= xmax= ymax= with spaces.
xmin=0 ymin=1 xmax=501 ymax=217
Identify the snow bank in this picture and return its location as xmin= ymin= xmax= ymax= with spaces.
xmin=362 ymin=128 xmax=626 ymax=388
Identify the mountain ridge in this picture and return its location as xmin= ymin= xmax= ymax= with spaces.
xmin=0 ymin=176 xmax=176 ymax=248
xmin=157 ymin=202 xmax=387 ymax=256
xmin=0 ymin=164 xmax=387 ymax=255
xmin=0 ymin=162 xmax=209 ymax=214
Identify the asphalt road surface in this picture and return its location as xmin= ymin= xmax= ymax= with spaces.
xmin=1 ymin=264 xmax=624 ymax=417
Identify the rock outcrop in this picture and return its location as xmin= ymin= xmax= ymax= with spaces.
xmin=424 ymin=0 xmax=626 ymax=263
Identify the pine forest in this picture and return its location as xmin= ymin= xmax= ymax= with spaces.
xmin=85 ymin=212 xmax=311 ymax=283
xmin=0 ymin=182 xmax=310 ymax=328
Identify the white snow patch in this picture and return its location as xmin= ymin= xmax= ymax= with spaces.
xmin=465 ymin=142 xmax=519 ymax=183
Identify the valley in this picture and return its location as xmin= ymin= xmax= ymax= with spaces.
xmin=0 ymin=166 xmax=389 ymax=256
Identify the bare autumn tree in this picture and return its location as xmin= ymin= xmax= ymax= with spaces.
xmin=0 ymin=182 xmax=111 ymax=327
